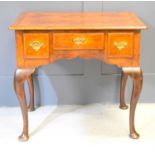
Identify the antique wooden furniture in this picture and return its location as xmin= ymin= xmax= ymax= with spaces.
xmin=9 ymin=12 xmax=147 ymax=141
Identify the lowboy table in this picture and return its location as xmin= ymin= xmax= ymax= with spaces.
xmin=10 ymin=12 xmax=147 ymax=141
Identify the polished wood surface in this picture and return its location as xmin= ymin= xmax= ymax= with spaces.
xmin=9 ymin=12 xmax=147 ymax=30
xmin=14 ymin=30 xmax=141 ymax=68
xmin=120 ymin=71 xmax=128 ymax=109
xmin=23 ymin=32 xmax=49 ymax=59
xmin=122 ymin=67 xmax=143 ymax=139
xmin=10 ymin=12 xmax=146 ymax=141
xmin=107 ymin=32 xmax=134 ymax=58
xmin=27 ymin=74 xmax=34 ymax=112
xmin=53 ymin=32 xmax=104 ymax=50
xmin=14 ymin=68 xmax=35 ymax=141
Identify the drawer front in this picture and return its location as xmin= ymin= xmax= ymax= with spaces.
xmin=23 ymin=33 xmax=49 ymax=59
xmin=107 ymin=33 xmax=134 ymax=58
xmin=53 ymin=33 xmax=104 ymax=50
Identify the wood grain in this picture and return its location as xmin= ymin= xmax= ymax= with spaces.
xmin=23 ymin=32 xmax=49 ymax=59
xmin=122 ymin=67 xmax=143 ymax=139
xmin=107 ymin=32 xmax=134 ymax=58
xmin=14 ymin=30 xmax=141 ymax=68
xmin=53 ymin=32 xmax=104 ymax=50
xmin=14 ymin=68 xmax=35 ymax=141
xmin=9 ymin=12 xmax=147 ymax=30
xmin=11 ymin=12 xmax=147 ymax=141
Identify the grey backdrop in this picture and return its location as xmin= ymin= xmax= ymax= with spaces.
xmin=0 ymin=1 xmax=154 ymax=106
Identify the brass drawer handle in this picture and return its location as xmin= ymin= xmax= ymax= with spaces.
xmin=73 ymin=37 xmax=86 ymax=45
xmin=29 ymin=41 xmax=43 ymax=51
xmin=113 ymin=41 xmax=128 ymax=51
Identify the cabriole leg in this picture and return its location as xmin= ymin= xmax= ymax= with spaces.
xmin=27 ymin=74 xmax=34 ymax=111
xmin=120 ymin=70 xmax=128 ymax=109
xmin=14 ymin=68 xmax=35 ymax=141
xmin=122 ymin=67 xmax=143 ymax=139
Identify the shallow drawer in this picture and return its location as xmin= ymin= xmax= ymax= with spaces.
xmin=107 ymin=32 xmax=134 ymax=58
xmin=23 ymin=33 xmax=49 ymax=59
xmin=53 ymin=33 xmax=104 ymax=50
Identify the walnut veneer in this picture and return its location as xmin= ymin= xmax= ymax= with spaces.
xmin=10 ymin=12 xmax=147 ymax=141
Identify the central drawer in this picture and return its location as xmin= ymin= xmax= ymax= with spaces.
xmin=53 ymin=33 xmax=105 ymax=50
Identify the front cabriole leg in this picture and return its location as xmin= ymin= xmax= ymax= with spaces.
xmin=14 ymin=68 xmax=35 ymax=141
xmin=122 ymin=67 xmax=143 ymax=139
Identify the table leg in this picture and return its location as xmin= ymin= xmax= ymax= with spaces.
xmin=122 ymin=67 xmax=143 ymax=139
xmin=27 ymin=74 xmax=35 ymax=111
xmin=14 ymin=68 xmax=35 ymax=141
xmin=120 ymin=70 xmax=128 ymax=109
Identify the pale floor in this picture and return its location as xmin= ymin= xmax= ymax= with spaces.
xmin=0 ymin=103 xmax=155 ymax=155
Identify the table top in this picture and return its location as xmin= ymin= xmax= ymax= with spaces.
xmin=9 ymin=12 xmax=147 ymax=30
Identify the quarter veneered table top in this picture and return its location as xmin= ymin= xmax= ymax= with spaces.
xmin=9 ymin=12 xmax=147 ymax=30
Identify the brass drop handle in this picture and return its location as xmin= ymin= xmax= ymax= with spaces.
xmin=113 ymin=41 xmax=128 ymax=51
xmin=29 ymin=41 xmax=44 ymax=51
xmin=73 ymin=37 xmax=86 ymax=45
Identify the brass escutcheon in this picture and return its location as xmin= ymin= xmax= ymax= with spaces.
xmin=73 ymin=37 xmax=86 ymax=45
xmin=29 ymin=41 xmax=43 ymax=51
xmin=113 ymin=41 xmax=128 ymax=50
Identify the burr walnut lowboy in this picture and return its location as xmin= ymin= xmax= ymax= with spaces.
xmin=9 ymin=12 xmax=147 ymax=141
